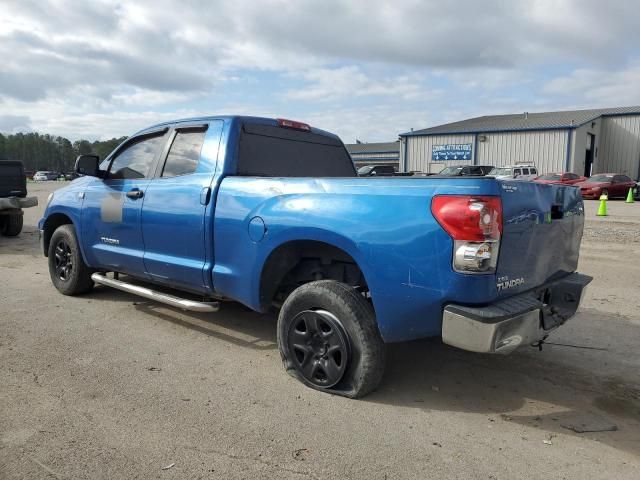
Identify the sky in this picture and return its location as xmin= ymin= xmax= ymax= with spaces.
xmin=1 ymin=0 xmax=640 ymax=143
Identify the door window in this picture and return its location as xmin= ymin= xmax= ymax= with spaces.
xmin=529 ymin=168 xmax=537 ymax=175
xmin=162 ymin=130 xmax=206 ymax=178
xmin=107 ymin=134 xmax=166 ymax=179
xmin=513 ymin=169 xmax=522 ymax=176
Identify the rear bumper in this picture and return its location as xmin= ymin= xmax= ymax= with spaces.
xmin=0 ymin=196 xmax=38 ymax=210
xmin=442 ymin=272 xmax=592 ymax=354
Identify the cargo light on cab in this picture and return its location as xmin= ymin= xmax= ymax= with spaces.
xmin=276 ymin=118 xmax=311 ymax=131
xmin=431 ymin=195 xmax=502 ymax=274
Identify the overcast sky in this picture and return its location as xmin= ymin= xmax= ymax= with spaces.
xmin=1 ymin=0 xmax=640 ymax=142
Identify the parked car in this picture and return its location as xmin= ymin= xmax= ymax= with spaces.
xmin=490 ymin=165 xmax=539 ymax=180
xmin=0 ymin=160 xmax=38 ymax=236
xmin=33 ymin=170 xmax=59 ymax=181
xmin=438 ymin=165 xmax=494 ymax=176
xmin=357 ymin=165 xmax=395 ymax=176
xmin=576 ymin=173 xmax=637 ymax=199
xmin=534 ymin=172 xmax=586 ymax=185
xmin=39 ymin=115 xmax=591 ymax=398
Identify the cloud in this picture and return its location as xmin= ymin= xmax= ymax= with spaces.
xmin=284 ymin=67 xmax=440 ymax=102
xmin=543 ymin=64 xmax=640 ymax=106
xmin=0 ymin=115 xmax=32 ymax=133
xmin=0 ymin=0 xmax=638 ymax=142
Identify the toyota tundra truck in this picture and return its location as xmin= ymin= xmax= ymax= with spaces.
xmin=38 ymin=116 xmax=592 ymax=398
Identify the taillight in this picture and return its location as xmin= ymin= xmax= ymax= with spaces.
xmin=431 ymin=195 xmax=502 ymax=274
xmin=277 ymin=118 xmax=311 ymax=131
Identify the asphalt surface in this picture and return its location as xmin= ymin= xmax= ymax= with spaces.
xmin=1 ymin=182 xmax=639 ymax=479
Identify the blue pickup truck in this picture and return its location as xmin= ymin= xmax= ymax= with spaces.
xmin=39 ymin=116 xmax=591 ymax=397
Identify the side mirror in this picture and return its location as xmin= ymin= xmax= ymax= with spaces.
xmin=75 ymin=155 xmax=100 ymax=177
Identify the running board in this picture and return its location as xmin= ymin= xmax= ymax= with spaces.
xmin=91 ymin=273 xmax=220 ymax=312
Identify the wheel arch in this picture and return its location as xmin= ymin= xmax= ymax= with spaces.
xmin=42 ymin=213 xmax=85 ymax=261
xmin=258 ymin=239 xmax=372 ymax=312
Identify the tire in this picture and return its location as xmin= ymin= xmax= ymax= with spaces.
xmin=47 ymin=224 xmax=94 ymax=295
xmin=277 ymin=280 xmax=386 ymax=398
xmin=1 ymin=213 xmax=23 ymax=236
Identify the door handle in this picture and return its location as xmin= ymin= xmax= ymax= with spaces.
xmin=126 ymin=189 xmax=144 ymax=199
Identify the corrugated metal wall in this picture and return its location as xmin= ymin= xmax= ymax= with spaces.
xmin=403 ymin=134 xmax=475 ymax=173
xmin=476 ymin=130 xmax=568 ymax=173
xmin=598 ymin=115 xmax=640 ymax=177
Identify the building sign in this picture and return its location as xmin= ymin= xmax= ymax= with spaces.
xmin=432 ymin=143 xmax=472 ymax=161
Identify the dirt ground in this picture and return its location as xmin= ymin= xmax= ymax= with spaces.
xmin=1 ymin=182 xmax=639 ymax=479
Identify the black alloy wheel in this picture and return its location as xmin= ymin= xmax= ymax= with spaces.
xmin=286 ymin=309 xmax=350 ymax=388
xmin=54 ymin=238 xmax=74 ymax=281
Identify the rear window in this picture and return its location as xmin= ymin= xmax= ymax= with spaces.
xmin=587 ymin=175 xmax=613 ymax=183
xmin=237 ymin=124 xmax=355 ymax=177
xmin=439 ymin=166 xmax=463 ymax=175
xmin=0 ymin=165 xmax=22 ymax=176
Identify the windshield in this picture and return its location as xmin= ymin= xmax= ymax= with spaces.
xmin=538 ymin=174 xmax=561 ymax=180
xmin=490 ymin=167 xmax=512 ymax=176
xmin=586 ymin=175 xmax=613 ymax=183
xmin=439 ymin=166 xmax=463 ymax=175
xmin=357 ymin=166 xmax=374 ymax=175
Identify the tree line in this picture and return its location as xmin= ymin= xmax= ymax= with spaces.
xmin=0 ymin=132 xmax=127 ymax=172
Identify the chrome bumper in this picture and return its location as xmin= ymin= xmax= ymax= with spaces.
xmin=442 ymin=272 xmax=592 ymax=354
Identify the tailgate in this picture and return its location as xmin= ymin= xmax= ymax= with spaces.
xmin=0 ymin=163 xmax=27 ymax=198
xmin=496 ymin=181 xmax=584 ymax=297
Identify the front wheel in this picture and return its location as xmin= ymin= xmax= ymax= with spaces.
xmin=48 ymin=224 xmax=94 ymax=295
xmin=277 ymin=280 xmax=386 ymax=398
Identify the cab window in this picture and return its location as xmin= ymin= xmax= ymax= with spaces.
xmin=107 ymin=133 xmax=166 ymax=180
xmin=514 ymin=168 xmax=522 ymax=176
xmin=162 ymin=130 xmax=206 ymax=178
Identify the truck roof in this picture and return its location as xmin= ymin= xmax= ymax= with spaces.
xmin=134 ymin=115 xmax=343 ymax=144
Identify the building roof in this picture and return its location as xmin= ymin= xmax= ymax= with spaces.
xmin=345 ymin=141 xmax=399 ymax=154
xmin=401 ymin=106 xmax=640 ymax=137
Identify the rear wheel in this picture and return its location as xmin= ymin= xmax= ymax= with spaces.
xmin=48 ymin=224 xmax=94 ymax=295
xmin=0 ymin=213 xmax=23 ymax=236
xmin=277 ymin=280 xmax=385 ymax=398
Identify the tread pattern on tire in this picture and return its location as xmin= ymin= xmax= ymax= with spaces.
xmin=1 ymin=213 xmax=23 ymax=237
xmin=48 ymin=224 xmax=94 ymax=295
xmin=277 ymin=280 xmax=386 ymax=398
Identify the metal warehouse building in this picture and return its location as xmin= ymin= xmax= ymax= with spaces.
xmin=399 ymin=106 xmax=640 ymax=179
xmin=345 ymin=141 xmax=400 ymax=170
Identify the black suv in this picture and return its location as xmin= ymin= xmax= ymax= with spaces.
xmin=0 ymin=160 xmax=38 ymax=236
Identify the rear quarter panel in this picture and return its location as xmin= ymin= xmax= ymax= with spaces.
xmin=212 ymin=177 xmax=503 ymax=342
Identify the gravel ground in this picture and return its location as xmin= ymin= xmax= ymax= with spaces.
xmin=1 ymin=182 xmax=639 ymax=479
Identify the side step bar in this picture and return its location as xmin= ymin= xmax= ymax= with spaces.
xmin=91 ymin=273 xmax=220 ymax=313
